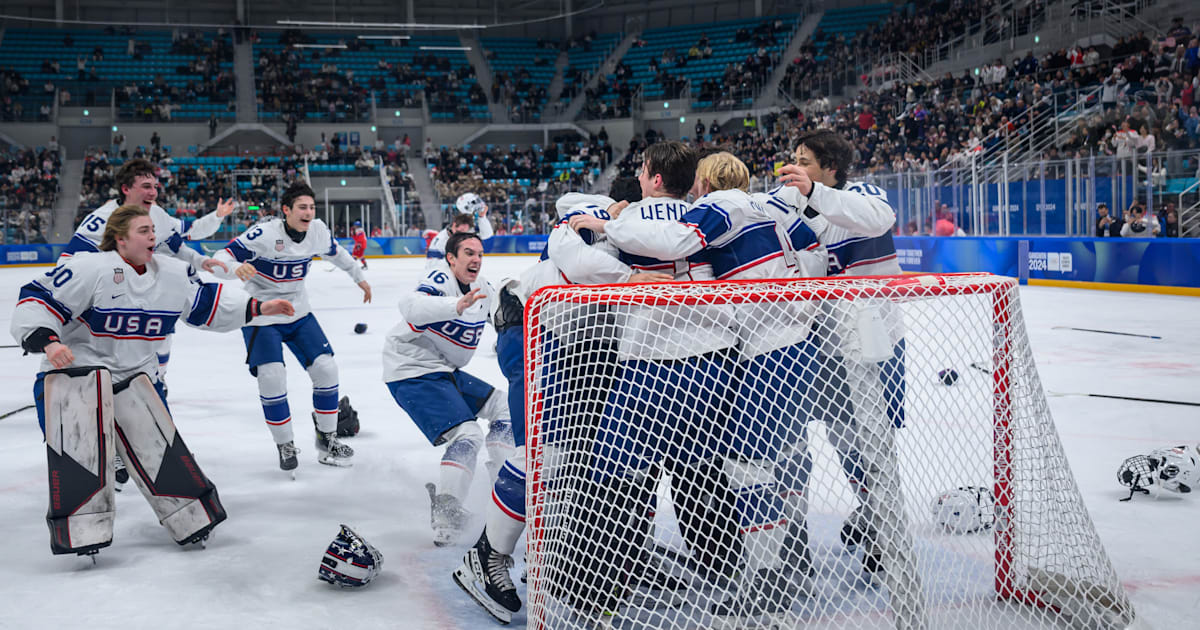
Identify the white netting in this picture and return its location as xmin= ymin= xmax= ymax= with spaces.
xmin=523 ymin=273 xmax=1136 ymax=630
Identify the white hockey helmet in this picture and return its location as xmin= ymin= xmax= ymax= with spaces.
xmin=456 ymin=192 xmax=486 ymax=215
xmin=931 ymin=486 xmax=995 ymax=533
xmin=1117 ymin=454 xmax=1157 ymax=500
xmin=1147 ymin=445 xmax=1198 ymax=494
xmin=318 ymin=525 xmax=384 ymax=588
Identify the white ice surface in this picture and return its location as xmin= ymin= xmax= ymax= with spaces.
xmin=0 ymin=256 xmax=1196 ymax=629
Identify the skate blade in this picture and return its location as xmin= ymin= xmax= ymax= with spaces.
xmin=452 ymin=565 xmax=513 ymax=625
xmin=317 ymin=455 xmax=353 ymax=467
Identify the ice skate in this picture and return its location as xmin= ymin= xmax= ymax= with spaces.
xmin=315 ymin=430 xmax=354 ymax=467
xmin=277 ymin=441 xmax=300 ymax=476
xmin=453 ymin=530 xmax=521 ymax=624
xmin=425 ymin=483 xmax=470 ymax=546
xmin=114 ymin=453 xmax=129 ymax=492
xmin=710 ymin=568 xmax=794 ymax=629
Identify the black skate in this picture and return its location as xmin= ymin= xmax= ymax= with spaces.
xmin=114 ymin=453 xmax=129 ymax=492
xmin=277 ymin=441 xmax=300 ymax=473
xmin=426 ymin=483 xmax=470 ymax=546
xmin=315 ymin=429 xmax=354 ymax=467
xmin=711 ymin=567 xmax=795 ymax=629
xmin=453 ymin=530 xmax=521 ymax=624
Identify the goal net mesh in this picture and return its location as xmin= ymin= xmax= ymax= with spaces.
xmin=523 ymin=273 xmax=1134 ymax=630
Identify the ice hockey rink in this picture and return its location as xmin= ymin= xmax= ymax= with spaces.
xmin=0 ymin=255 xmax=1196 ymax=630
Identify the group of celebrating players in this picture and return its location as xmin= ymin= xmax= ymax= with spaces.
xmin=10 ymin=128 xmax=903 ymax=626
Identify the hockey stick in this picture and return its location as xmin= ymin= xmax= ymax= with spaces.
xmin=0 ymin=404 xmax=34 ymax=420
xmin=1047 ymin=392 xmax=1200 ymax=407
xmin=1050 ymin=326 xmax=1161 ymax=340
xmin=969 ymin=362 xmax=991 ymax=375
xmin=0 ymin=344 xmax=19 ymax=349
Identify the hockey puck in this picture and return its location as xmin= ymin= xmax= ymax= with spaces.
xmin=354 ymin=323 xmax=368 ymax=334
xmin=938 ymin=369 xmax=959 ymax=386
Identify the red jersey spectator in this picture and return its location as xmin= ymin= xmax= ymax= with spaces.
xmin=351 ymin=222 xmax=368 ymax=269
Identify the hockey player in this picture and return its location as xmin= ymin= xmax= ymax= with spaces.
xmin=11 ymin=204 xmax=293 ymax=555
xmin=454 ymin=179 xmax=671 ymax=624
xmin=425 ymin=192 xmax=494 ymax=266
xmin=574 ymin=152 xmax=817 ymax=622
xmin=213 ymin=182 xmax=369 ymax=472
xmin=350 ymin=221 xmax=368 ymax=269
xmin=767 ymin=129 xmax=908 ymax=592
xmin=560 ymin=141 xmax=742 ymax=617
xmin=384 ymin=231 xmax=515 ymax=547
xmin=63 ymin=158 xmax=234 ymax=381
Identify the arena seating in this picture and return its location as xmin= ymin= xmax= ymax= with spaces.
xmin=482 ymin=38 xmax=557 ymax=121
xmin=0 ymin=28 xmax=234 ymax=122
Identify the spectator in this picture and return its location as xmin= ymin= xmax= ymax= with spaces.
xmin=1120 ymin=204 xmax=1160 ymax=237
xmin=1163 ymin=210 xmax=1179 ymax=237
xmin=1095 ymin=203 xmax=1121 ymax=237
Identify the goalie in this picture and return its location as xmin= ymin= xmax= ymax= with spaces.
xmin=11 ymin=205 xmax=294 ymax=556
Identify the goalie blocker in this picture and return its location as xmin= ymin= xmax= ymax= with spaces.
xmin=41 ymin=367 xmax=226 ymax=554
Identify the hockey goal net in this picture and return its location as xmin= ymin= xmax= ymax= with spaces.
xmin=522 ymin=273 xmax=1135 ymax=630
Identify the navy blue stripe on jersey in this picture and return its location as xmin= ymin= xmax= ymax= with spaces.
xmin=164 ymin=231 xmax=185 ymax=254
xmin=682 ymin=202 xmax=733 ymax=246
xmin=416 ymin=285 xmax=442 ymax=296
xmin=185 ymin=282 xmax=223 ymax=326
xmin=225 ymin=240 xmax=255 ymax=262
xmin=326 ymin=234 xmax=338 ymax=257
xmin=827 ymin=232 xmax=898 ymax=276
xmin=79 ymin=307 xmax=180 ymax=340
xmin=408 ymin=319 xmax=486 ymax=349
xmin=17 ymin=281 xmax=73 ymax=323
xmin=60 ymin=234 xmax=100 ymax=257
xmin=618 ymin=250 xmax=675 ymax=271
xmin=786 ymin=218 xmax=819 ymax=251
xmin=250 ymin=257 xmax=312 ymax=283
xmin=706 ymin=223 xmax=786 ymax=279
xmin=426 ymin=248 xmax=444 ymax=259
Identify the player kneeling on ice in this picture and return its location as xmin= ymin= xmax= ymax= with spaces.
xmin=213 ymin=182 xmax=371 ymax=473
xmin=384 ymin=231 xmax=515 ymax=547
xmin=11 ymin=205 xmax=294 ymax=556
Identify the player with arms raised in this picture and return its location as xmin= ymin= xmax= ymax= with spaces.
xmin=384 ymin=231 xmax=515 ymax=547
xmin=426 ymin=193 xmax=495 ymax=266
xmin=12 ymin=205 xmax=293 ymax=555
xmin=213 ymin=182 xmax=371 ymax=473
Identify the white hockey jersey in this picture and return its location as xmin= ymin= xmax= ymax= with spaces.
xmin=579 ymin=195 xmax=737 ymax=361
xmin=382 ymin=259 xmax=495 ymax=382
xmin=601 ymin=189 xmax=810 ymax=358
xmin=62 ymin=200 xmax=207 ymax=269
xmin=765 ymin=181 xmax=901 ymax=277
xmin=425 ymin=215 xmax=495 ymax=266
xmin=183 ymin=210 xmax=225 ymax=241
xmin=11 ymin=251 xmax=253 ymax=382
xmin=213 ymin=218 xmax=364 ymax=326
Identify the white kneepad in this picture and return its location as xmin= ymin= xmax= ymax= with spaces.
xmin=255 ymin=362 xmax=288 ymax=396
xmin=307 ymin=354 xmax=339 ymax=388
xmin=478 ymin=387 xmax=511 ymax=422
xmin=439 ymin=421 xmax=484 ymax=450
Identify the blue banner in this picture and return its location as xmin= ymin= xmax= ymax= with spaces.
xmin=7 ymin=236 xmax=1198 ymax=290
xmin=893 ymin=236 xmax=1200 ymax=288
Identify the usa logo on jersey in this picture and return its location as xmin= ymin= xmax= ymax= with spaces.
xmin=113 ymin=268 xmax=124 ymax=284
xmin=80 ymin=307 xmax=179 ymax=340
xmin=410 ymin=320 xmax=485 ymax=349
xmin=275 ymin=239 xmax=285 ymax=252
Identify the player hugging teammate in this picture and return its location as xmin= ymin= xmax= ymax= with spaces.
xmin=447 ymin=131 xmax=908 ymax=626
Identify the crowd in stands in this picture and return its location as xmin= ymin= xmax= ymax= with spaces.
xmin=0 ymin=146 xmax=61 ymax=243
xmin=427 ymin=131 xmax=614 ymax=233
xmin=114 ymin=29 xmax=235 ymax=122
xmin=255 ymin=31 xmax=374 ymax=123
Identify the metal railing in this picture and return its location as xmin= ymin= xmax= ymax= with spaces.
xmin=854 ymin=149 xmax=1200 ymax=238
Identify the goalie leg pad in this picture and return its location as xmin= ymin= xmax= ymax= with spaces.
xmin=41 ymin=367 xmax=116 ymax=555
xmin=112 ymin=373 xmax=226 ymax=545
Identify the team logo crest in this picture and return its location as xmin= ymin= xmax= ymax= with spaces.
xmin=275 ymin=239 xmax=285 ymax=252
xmin=113 ymin=268 xmax=124 ymax=284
